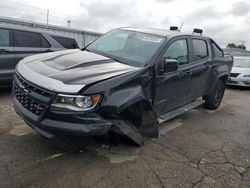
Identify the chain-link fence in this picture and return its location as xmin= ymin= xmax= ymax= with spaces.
xmin=0 ymin=0 xmax=88 ymax=30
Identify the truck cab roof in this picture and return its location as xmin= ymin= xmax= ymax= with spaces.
xmin=120 ymin=27 xmax=209 ymax=39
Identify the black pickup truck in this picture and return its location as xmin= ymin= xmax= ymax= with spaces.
xmin=12 ymin=27 xmax=233 ymax=150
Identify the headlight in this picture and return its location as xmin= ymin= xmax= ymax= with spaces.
xmin=52 ymin=94 xmax=101 ymax=111
xmin=243 ymin=74 xmax=250 ymax=77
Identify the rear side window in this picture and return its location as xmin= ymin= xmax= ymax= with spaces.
xmin=212 ymin=42 xmax=223 ymax=57
xmin=192 ymin=39 xmax=208 ymax=61
xmin=13 ymin=30 xmax=50 ymax=48
xmin=51 ymin=36 xmax=78 ymax=49
xmin=0 ymin=28 xmax=10 ymax=47
xmin=41 ymin=35 xmax=51 ymax=48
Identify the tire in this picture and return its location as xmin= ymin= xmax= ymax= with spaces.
xmin=203 ymin=80 xmax=226 ymax=110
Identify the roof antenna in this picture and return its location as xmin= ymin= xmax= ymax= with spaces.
xmin=179 ymin=22 xmax=184 ymax=31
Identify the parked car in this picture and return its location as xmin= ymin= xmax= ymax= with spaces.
xmin=12 ymin=27 xmax=233 ymax=150
xmin=227 ymin=56 xmax=250 ymax=87
xmin=0 ymin=25 xmax=79 ymax=87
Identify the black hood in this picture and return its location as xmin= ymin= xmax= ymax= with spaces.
xmin=21 ymin=49 xmax=139 ymax=85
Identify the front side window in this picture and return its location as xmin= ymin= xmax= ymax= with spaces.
xmin=41 ymin=36 xmax=51 ymax=48
xmin=163 ymin=39 xmax=189 ymax=65
xmin=14 ymin=30 xmax=41 ymax=48
xmin=0 ymin=28 xmax=10 ymax=47
xmin=192 ymin=39 xmax=208 ymax=61
xmin=87 ymin=30 xmax=165 ymax=66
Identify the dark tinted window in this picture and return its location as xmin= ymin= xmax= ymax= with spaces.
xmin=212 ymin=42 xmax=223 ymax=57
xmin=0 ymin=28 xmax=10 ymax=47
xmin=192 ymin=39 xmax=208 ymax=61
xmin=51 ymin=36 xmax=78 ymax=49
xmin=163 ymin=39 xmax=189 ymax=65
xmin=14 ymin=30 xmax=42 ymax=47
xmin=41 ymin=35 xmax=51 ymax=48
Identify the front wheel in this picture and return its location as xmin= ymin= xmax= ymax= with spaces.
xmin=203 ymin=80 xmax=226 ymax=110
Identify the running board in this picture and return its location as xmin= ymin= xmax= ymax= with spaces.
xmin=157 ymin=98 xmax=205 ymax=124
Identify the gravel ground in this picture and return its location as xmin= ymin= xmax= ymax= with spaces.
xmin=0 ymin=87 xmax=250 ymax=188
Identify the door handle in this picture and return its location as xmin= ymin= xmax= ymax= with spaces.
xmin=185 ymin=71 xmax=192 ymax=76
xmin=205 ymin=65 xmax=211 ymax=69
xmin=182 ymin=69 xmax=192 ymax=76
xmin=44 ymin=49 xmax=53 ymax=53
xmin=0 ymin=49 xmax=9 ymax=54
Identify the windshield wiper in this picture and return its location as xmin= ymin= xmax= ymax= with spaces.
xmin=106 ymin=55 xmax=128 ymax=65
xmin=82 ymin=48 xmax=130 ymax=65
xmin=92 ymin=51 xmax=129 ymax=65
xmin=81 ymin=48 xmax=91 ymax=52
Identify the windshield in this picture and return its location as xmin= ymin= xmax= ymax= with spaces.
xmin=86 ymin=30 xmax=165 ymax=66
xmin=234 ymin=58 xmax=250 ymax=68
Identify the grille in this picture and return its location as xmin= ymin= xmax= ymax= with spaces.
xmin=229 ymin=73 xmax=240 ymax=78
xmin=14 ymin=74 xmax=54 ymax=116
xmin=15 ymin=87 xmax=46 ymax=115
xmin=228 ymin=80 xmax=238 ymax=84
xmin=243 ymin=81 xmax=250 ymax=85
xmin=16 ymin=74 xmax=54 ymax=98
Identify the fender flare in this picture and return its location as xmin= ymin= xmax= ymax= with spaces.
xmin=205 ymin=71 xmax=228 ymax=95
xmin=100 ymin=85 xmax=151 ymax=114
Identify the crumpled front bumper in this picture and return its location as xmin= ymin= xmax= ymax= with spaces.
xmin=11 ymin=73 xmax=115 ymax=150
xmin=12 ymin=94 xmax=113 ymax=150
xmin=11 ymin=75 xmax=145 ymax=150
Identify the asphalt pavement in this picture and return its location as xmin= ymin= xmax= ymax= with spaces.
xmin=0 ymin=87 xmax=250 ymax=188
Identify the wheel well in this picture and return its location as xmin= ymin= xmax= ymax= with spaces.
xmin=120 ymin=100 xmax=153 ymax=128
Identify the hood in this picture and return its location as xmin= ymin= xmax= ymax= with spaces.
xmin=231 ymin=66 xmax=250 ymax=74
xmin=17 ymin=49 xmax=139 ymax=93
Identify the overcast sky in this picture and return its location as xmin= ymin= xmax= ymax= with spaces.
xmin=1 ymin=0 xmax=250 ymax=48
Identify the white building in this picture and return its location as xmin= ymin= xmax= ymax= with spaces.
xmin=0 ymin=16 xmax=102 ymax=48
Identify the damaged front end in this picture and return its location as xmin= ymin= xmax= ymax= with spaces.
xmin=12 ymin=63 xmax=159 ymax=150
xmin=96 ymin=77 xmax=159 ymax=147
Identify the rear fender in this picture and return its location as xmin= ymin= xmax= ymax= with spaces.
xmin=205 ymin=64 xmax=229 ymax=95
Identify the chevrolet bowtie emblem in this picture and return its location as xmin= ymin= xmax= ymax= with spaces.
xmin=20 ymin=86 xmax=29 ymax=95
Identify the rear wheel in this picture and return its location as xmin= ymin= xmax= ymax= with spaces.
xmin=203 ymin=80 xmax=226 ymax=110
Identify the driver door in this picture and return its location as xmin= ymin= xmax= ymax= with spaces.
xmin=154 ymin=37 xmax=192 ymax=115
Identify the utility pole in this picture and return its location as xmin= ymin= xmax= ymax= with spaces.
xmin=46 ymin=10 xmax=49 ymax=28
xmin=240 ymin=40 xmax=247 ymax=46
xmin=67 ymin=20 xmax=71 ymax=28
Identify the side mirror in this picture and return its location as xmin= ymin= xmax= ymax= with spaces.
xmin=163 ymin=59 xmax=178 ymax=72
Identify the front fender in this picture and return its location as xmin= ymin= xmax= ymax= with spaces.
xmin=100 ymin=85 xmax=146 ymax=113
